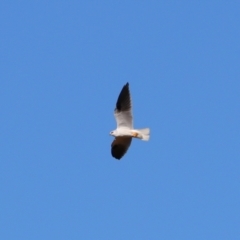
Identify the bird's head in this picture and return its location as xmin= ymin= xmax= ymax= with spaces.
xmin=110 ymin=130 xmax=117 ymax=136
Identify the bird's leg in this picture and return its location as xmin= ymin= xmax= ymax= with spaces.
xmin=131 ymin=132 xmax=139 ymax=137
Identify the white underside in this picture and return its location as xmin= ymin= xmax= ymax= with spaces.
xmin=114 ymin=127 xmax=150 ymax=141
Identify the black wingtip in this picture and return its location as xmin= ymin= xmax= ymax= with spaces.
xmin=125 ymin=83 xmax=129 ymax=89
xmin=111 ymin=144 xmax=123 ymax=160
xmin=111 ymin=137 xmax=132 ymax=160
xmin=115 ymin=82 xmax=131 ymax=111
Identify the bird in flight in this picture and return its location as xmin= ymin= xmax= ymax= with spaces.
xmin=110 ymin=83 xmax=150 ymax=160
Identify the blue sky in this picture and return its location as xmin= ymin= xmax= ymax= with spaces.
xmin=1 ymin=1 xmax=240 ymax=239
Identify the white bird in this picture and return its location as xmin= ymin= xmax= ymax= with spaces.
xmin=110 ymin=83 xmax=150 ymax=160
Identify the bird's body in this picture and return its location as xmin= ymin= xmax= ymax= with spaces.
xmin=110 ymin=83 xmax=150 ymax=160
xmin=111 ymin=128 xmax=149 ymax=139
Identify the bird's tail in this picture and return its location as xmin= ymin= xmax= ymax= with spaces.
xmin=136 ymin=128 xmax=150 ymax=141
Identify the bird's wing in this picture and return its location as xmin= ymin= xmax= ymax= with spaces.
xmin=111 ymin=137 xmax=132 ymax=160
xmin=114 ymin=83 xmax=133 ymax=129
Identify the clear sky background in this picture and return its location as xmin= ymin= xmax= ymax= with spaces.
xmin=1 ymin=1 xmax=240 ymax=239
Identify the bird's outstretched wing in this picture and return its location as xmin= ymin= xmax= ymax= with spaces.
xmin=114 ymin=83 xmax=133 ymax=129
xmin=111 ymin=137 xmax=132 ymax=160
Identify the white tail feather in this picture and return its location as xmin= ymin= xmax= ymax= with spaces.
xmin=137 ymin=128 xmax=150 ymax=141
